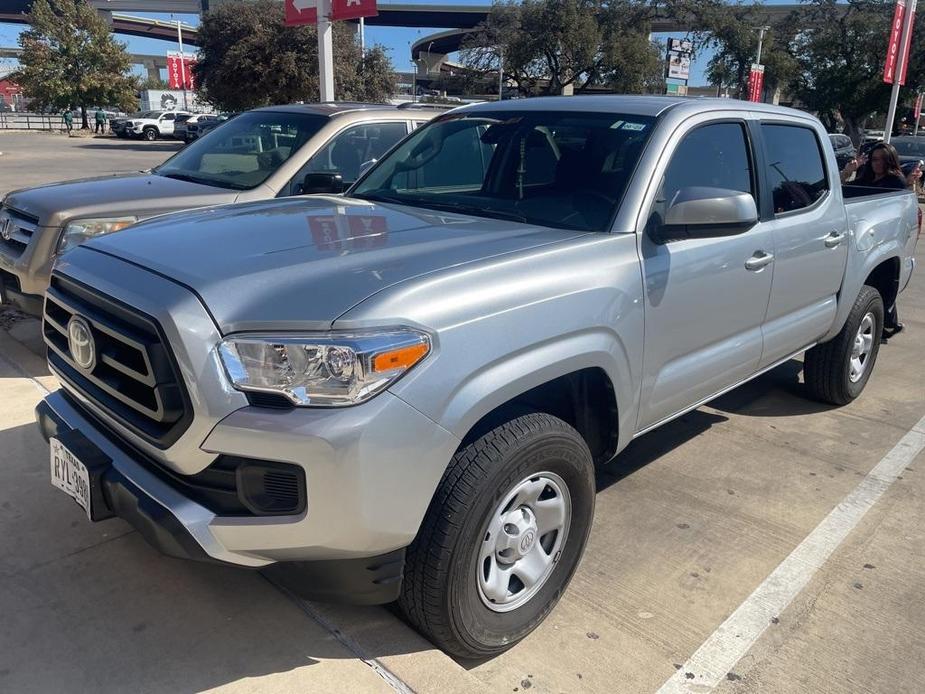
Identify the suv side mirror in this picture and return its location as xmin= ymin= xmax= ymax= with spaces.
xmin=299 ymin=172 xmax=344 ymax=195
xmin=657 ymin=186 xmax=757 ymax=242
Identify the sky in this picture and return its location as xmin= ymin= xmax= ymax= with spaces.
xmin=0 ymin=0 xmax=801 ymax=87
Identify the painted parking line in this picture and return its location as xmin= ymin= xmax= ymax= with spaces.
xmin=656 ymin=413 xmax=925 ymax=694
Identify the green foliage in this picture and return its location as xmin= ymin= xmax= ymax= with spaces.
xmin=462 ymin=0 xmax=665 ymax=96
xmin=140 ymin=76 xmax=170 ymax=91
xmin=684 ymin=0 xmax=797 ymax=99
xmin=13 ymin=0 xmax=138 ymax=127
xmin=193 ymin=0 xmax=395 ymax=111
xmin=787 ymin=0 xmax=894 ymax=144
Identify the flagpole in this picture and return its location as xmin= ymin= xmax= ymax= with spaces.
xmin=318 ymin=0 xmax=335 ymax=101
xmin=177 ymin=20 xmax=189 ymax=111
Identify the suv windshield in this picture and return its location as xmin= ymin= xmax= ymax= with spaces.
xmin=156 ymin=111 xmax=328 ymax=190
xmin=350 ymin=110 xmax=655 ymax=232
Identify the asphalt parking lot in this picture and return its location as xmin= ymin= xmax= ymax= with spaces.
xmin=1 ymin=132 xmax=923 ymax=693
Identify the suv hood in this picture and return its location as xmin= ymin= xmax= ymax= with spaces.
xmin=84 ymin=196 xmax=586 ymax=333
xmin=3 ymin=173 xmax=242 ymax=228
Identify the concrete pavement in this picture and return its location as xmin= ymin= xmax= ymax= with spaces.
xmin=0 ymin=132 xmax=922 ymax=693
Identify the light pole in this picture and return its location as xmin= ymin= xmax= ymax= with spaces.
xmin=754 ymin=25 xmax=770 ymax=64
xmin=176 ymin=20 xmax=189 ymax=111
xmin=498 ymin=45 xmax=503 ymax=100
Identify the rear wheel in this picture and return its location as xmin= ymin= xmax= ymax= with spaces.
xmin=804 ymin=285 xmax=884 ymax=405
xmin=400 ymin=412 xmax=595 ymax=658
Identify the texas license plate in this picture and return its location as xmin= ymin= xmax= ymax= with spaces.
xmin=50 ymin=437 xmax=92 ymax=519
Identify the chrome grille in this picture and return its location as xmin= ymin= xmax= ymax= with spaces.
xmin=0 ymin=206 xmax=39 ymax=259
xmin=43 ymin=274 xmax=192 ymax=448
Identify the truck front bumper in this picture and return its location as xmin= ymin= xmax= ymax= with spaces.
xmin=36 ymin=386 xmax=460 ymax=603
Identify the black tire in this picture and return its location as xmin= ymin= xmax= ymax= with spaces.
xmin=804 ymin=285 xmax=884 ymax=405
xmin=142 ymin=127 xmax=158 ymax=141
xmin=400 ymin=412 xmax=595 ymax=658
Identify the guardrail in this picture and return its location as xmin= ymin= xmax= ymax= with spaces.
xmin=0 ymin=112 xmax=66 ymax=131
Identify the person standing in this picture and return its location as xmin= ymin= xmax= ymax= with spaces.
xmin=839 ymin=142 xmax=908 ymax=337
xmin=62 ymin=109 xmax=73 ymax=134
xmin=94 ymin=107 xmax=107 ymax=134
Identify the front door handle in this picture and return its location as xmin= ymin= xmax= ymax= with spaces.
xmin=825 ymin=230 xmax=847 ymax=248
xmin=745 ymin=251 xmax=775 ymax=271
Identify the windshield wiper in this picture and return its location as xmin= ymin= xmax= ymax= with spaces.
xmin=159 ymin=171 xmax=246 ymax=190
xmin=406 ymin=199 xmax=528 ymax=224
xmin=351 ymin=192 xmax=527 ymax=224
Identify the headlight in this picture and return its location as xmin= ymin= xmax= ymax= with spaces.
xmin=58 ymin=217 xmax=137 ymax=254
xmin=218 ymin=329 xmax=431 ymax=407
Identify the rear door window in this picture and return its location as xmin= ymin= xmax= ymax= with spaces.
xmin=761 ymin=124 xmax=829 ymax=214
xmin=302 ymin=121 xmax=409 ymax=187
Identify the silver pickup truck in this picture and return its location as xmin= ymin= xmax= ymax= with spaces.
xmin=34 ymin=96 xmax=918 ymax=658
xmin=0 ymin=103 xmax=440 ymax=314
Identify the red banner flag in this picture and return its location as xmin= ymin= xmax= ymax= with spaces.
xmin=331 ymin=0 xmax=378 ymax=21
xmin=166 ymin=53 xmax=196 ymax=90
xmin=885 ymin=0 xmax=907 ymax=84
xmin=285 ymin=0 xmax=318 ymax=25
xmin=748 ymin=64 xmax=765 ymax=103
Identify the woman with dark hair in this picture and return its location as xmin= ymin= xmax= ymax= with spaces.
xmin=840 ymin=142 xmax=908 ymax=189
xmin=839 ymin=141 xmax=908 ymax=336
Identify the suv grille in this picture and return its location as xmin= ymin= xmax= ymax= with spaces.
xmin=43 ymin=274 xmax=192 ymax=448
xmin=0 ymin=206 xmax=39 ymax=259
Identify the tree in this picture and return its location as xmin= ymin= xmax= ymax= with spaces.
xmin=13 ymin=0 xmax=138 ymax=128
xmin=461 ymin=0 xmax=665 ymax=97
xmin=788 ymin=0 xmax=894 ymax=145
xmin=684 ymin=0 xmax=797 ymax=100
xmin=193 ymin=0 xmax=394 ymax=111
xmin=140 ymin=76 xmax=170 ymax=91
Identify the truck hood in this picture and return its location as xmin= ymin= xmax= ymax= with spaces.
xmin=84 ymin=196 xmax=586 ymax=333
xmin=3 ymin=173 xmax=241 ymax=228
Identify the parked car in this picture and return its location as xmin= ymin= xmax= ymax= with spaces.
xmin=828 ymin=133 xmax=856 ymax=169
xmin=32 ymin=96 xmax=918 ymax=657
xmin=123 ymin=110 xmax=193 ymax=140
xmin=174 ymin=113 xmax=220 ymax=142
xmin=188 ymin=113 xmax=235 ymax=140
xmin=0 ymin=103 xmax=444 ymax=314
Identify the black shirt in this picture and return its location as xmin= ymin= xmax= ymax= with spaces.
xmin=855 ymin=172 xmax=907 ymax=190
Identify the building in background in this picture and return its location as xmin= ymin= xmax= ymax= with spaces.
xmin=0 ymin=70 xmax=25 ymax=111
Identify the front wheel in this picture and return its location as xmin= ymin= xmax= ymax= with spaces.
xmin=400 ymin=412 xmax=595 ymax=658
xmin=804 ymin=284 xmax=884 ymax=405
xmin=142 ymin=127 xmax=158 ymax=141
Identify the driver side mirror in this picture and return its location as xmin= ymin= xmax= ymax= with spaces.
xmin=655 ymin=186 xmax=758 ymax=243
xmin=299 ymin=172 xmax=344 ymax=195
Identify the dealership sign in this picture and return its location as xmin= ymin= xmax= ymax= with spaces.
xmin=166 ymin=52 xmax=196 ymax=90
xmin=748 ymin=64 xmax=765 ymax=102
xmin=885 ymin=0 xmax=908 ymax=83
xmin=284 ymin=0 xmax=377 ymax=24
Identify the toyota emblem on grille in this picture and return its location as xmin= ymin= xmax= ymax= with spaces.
xmin=67 ymin=316 xmax=96 ymax=372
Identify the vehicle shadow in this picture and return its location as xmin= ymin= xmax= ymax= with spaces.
xmin=708 ymin=358 xmax=838 ymax=418
xmin=75 ymin=142 xmax=183 ymax=153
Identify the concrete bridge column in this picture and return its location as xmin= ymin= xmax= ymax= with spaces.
xmin=142 ymin=59 xmax=161 ymax=83
xmin=417 ymin=51 xmax=447 ymax=75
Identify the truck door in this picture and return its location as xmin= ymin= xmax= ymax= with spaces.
xmin=756 ymin=121 xmax=848 ymax=367
xmin=636 ymin=119 xmax=774 ymax=431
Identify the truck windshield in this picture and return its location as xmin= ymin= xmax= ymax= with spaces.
xmin=156 ymin=111 xmax=328 ymax=191
xmin=350 ymin=110 xmax=655 ymax=232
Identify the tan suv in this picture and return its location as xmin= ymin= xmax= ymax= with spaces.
xmin=0 ymin=102 xmax=445 ymax=314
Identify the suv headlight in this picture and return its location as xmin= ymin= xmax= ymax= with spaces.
xmin=58 ymin=217 xmax=138 ymax=254
xmin=218 ymin=329 xmax=431 ymax=407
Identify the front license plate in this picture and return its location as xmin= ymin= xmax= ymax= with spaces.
xmin=50 ymin=437 xmax=92 ymax=519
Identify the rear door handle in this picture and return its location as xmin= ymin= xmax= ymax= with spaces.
xmin=825 ymin=231 xmax=847 ymax=248
xmin=745 ymin=251 xmax=774 ymax=271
